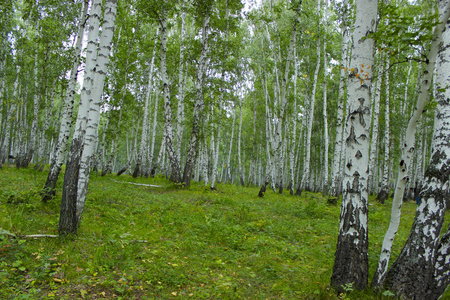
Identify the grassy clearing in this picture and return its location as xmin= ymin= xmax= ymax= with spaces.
xmin=0 ymin=164 xmax=435 ymax=299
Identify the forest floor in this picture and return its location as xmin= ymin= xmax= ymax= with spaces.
xmin=0 ymin=164 xmax=445 ymax=299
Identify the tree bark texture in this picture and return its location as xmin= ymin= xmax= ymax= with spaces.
xmin=384 ymin=2 xmax=450 ymax=298
xmin=159 ymin=11 xmax=182 ymax=183
xmin=183 ymin=13 xmax=211 ymax=186
xmin=42 ymin=0 xmax=88 ymax=201
xmin=330 ymin=0 xmax=378 ymax=291
xmin=372 ymin=1 xmax=450 ymax=287
xmin=59 ymin=0 xmax=102 ymax=235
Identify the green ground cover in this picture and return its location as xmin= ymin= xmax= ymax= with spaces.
xmin=0 ymin=165 xmax=434 ymax=299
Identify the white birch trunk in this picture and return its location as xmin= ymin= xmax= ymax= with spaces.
xmin=160 ymin=11 xmax=182 ymax=183
xmin=288 ymin=46 xmax=298 ymax=195
xmin=330 ymin=0 xmax=350 ymax=198
xmin=330 ymin=0 xmax=378 ymax=290
xmin=377 ymin=54 xmax=391 ymax=203
xmin=210 ymin=89 xmax=222 ymax=189
xmin=372 ymin=1 xmax=450 ymax=288
xmin=258 ymin=6 xmax=299 ymax=196
xmin=238 ymin=96 xmax=245 ymax=186
xmin=176 ymin=12 xmax=187 ymax=163
xmin=0 ymin=65 xmax=20 ymax=167
xmin=225 ymin=104 xmax=236 ymax=183
xmin=23 ymin=20 xmax=40 ymax=167
xmin=133 ymin=34 xmax=158 ymax=178
xmin=210 ymin=5 xmax=230 ymax=189
xmin=322 ymin=1 xmax=329 ymax=195
xmin=149 ymin=90 xmax=160 ymax=177
xmin=367 ymin=52 xmax=383 ymax=195
xmin=59 ymin=0 xmax=102 ymax=235
xmin=183 ymin=13 xmax=211 ymax=186
xmin=300 ymin=40 xmax=321 ymax=192
xmin=76 ymin=0 xmax=117 ymax=221
xmin=36 ymin=85 xmax=55 ymax=167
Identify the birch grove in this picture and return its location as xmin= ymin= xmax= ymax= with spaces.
xmin=3 ymin=0 xmax=450 ymax=295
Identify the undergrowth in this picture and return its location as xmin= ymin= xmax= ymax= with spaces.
xmin=0 ymin=164 xmax=437 ymax=299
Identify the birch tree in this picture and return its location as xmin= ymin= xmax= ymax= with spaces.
xmin=159 ymin=8 xmax=182 ymax=183
xmin=372 ymin=1 xmax=450 ymax=284
xmin=133 ymin=32 xmax=158 ymax=178
xmin=330 ymin=0 xmax=350 ymax=198
xmin=183 ymin=1 xmax=214 ymax=186
xmin=42 ymin=0 xmax=89 ymax=201
xmin=76 ymin=0 xmax=117 ymax=219
xmin=330 ymin=0 xmax=378 ymax=290
xmin=59 ymin=0 xmax=117 ymax=235
xmin=367 ymin=52 xmax=383 ymax=195
xmin=383 ymin=2 xmax=450 ymax=298
xmin=257 ymin=1 xmax=300 ymax=197
xmin=377 ymin=51 xmax=391 ymax=203
xmin=322 ymin=0 xmax=329 ymax=195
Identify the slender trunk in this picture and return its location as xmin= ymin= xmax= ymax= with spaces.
xmin=183 ymin=14 xmax=211 ymax=186
xmin=330 ymin=0 xmax=378 ymax=290
xmin=368 ymin=52 xmax=383 ymax=196
xmin=288 ymin=45 xmax=298 ymax=195
xmin=225 ymin=104 xmax=236 ymax=183
xmin=160 ymin=11 xmax=182 ymax=183
xmin=258 ymin=6 xmax=299 ymax=196
xmin=133 ymin=35 xmax=158 ymax=178
xmin=76 ymin=0 xmax=117 ymax=221
xmin=22 ymin=21 xmax=41 ymax=168
xmin=372 ymin=12 xmax=447 ymax=283
xmin=330 ymin=0 xmax=349 ymax=198
xmin=322 ymin=1 xmax=329 ymax=196
xmin=377 ymin=53 xmax=391 ymax=203
xmin=210 ymin=88 xmax=223 ymax=190
xmin=148 ymin=90 xmax=160 ymax=176
xmin=300 ymin=39 xmax=321 ymax=192
xmin=238 ymin=97 xmax=245 ymax=186
xmin=383 ymin=3 xmax=450 ymax=297
xmin=43 ymin=0 xmax=88 ymax=200
xmin=59 ymin=0 xmax=102 ymax=236
xmin=0 ymin=66 xmax=20 ymax=167
xmin=176 ymin=12 xmax=187 ymax=163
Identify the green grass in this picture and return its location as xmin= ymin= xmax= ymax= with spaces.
xmin=0 ymin=164 xmax=434 ymax=299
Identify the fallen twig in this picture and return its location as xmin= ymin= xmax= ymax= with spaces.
xmin=1 ymin=228 xmax=58 ymax=239
xmin=109 ymin=178 xmax=164 ymax=188
xmin=21 ymin=234 xmax=59 ymax=238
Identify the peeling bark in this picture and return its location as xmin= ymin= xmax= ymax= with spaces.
xmin=331 ymin=0 xmax=378 ymax=291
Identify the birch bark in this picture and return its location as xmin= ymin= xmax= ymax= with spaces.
xmin=258 ymin=5 xmax=299 ymax=196
xmin=23 ymin=19 xmax=40 ymax=167
xmin=42 ymin=0 xmax=88 ymax=201
xmin=367 ymin=52 xmax=383 ymax=195
xmin=238 ymin=96 xmax=245 ymax=186
xmin=322 ymin=0 xmax=329 ymax=195
xmin=210 ymin=4 xmax=229 ymax=190
xmin=76 ymin=0 xmax=117 ymax=221
xmin=377 ymin=53 xmax=391 ymax=203
xmin=148 ymin=90 xmax=160 ymax=176
xmin=300 ymin=40 xmax=320 ymax=193
xmin=0 ymin=65 xmax=19 ymax=167
xmin=372 ymin=3 xmax=450 ymax=286
xmin=59 ymin=0 xmax=102 ymax=235
xmin=183 ymin=12 xmax=211 ymax=186
xmin=133 ymin=34 xmax=158 ymax=178
xmin=330 ymin=0 xmax=350 ymax=198
xmin=330 ymin=0 xmax=378 ymax=290
xmin=384 ymin=2 xmax=450 ymax=298
xmin=160 ymin=10 xmax=182 ymax=183
xmin=175 ymin=12 xmax=187 ymax=163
